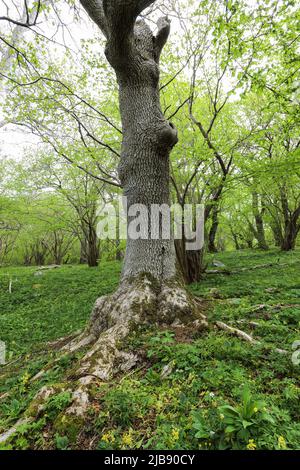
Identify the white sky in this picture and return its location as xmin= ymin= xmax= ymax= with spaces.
xmin=0 ymin=0 xmax=98 ymax=161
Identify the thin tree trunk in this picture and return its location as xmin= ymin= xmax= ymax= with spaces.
xmin=280 ymin=187 xmax=300 ymax=251
xmin=271 ymin=220 xmax=283 ymax=247
xmin=79 ymin=237 xmax=88 ymax=264
xmin=87 ymin=226 xmax=99 ymax=267
xmin=115 ymin=238 xmax=123 ymax=261
xmin=281 ymin=212 xmax=300 ymax=251
xmin=208 ymin=205 xmax=219 ymax=253
xmin=174 ymin=237 xmax=205 ymax=284
xmin=230 ymin=227 xmax=240 ymax=250
xmin=252 ymin=192 xmax=269 ymax=250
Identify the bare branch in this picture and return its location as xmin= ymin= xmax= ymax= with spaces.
xmin=166 ymin=96 xmax=190 ymax=121
xmin=154 ymin=16 xmax=170 ymax=62
xmin=0 ymin=0 xmax=41 ymax=28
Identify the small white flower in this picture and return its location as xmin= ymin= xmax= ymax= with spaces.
xmin=209 ymin=392 xmax=215 ymax=398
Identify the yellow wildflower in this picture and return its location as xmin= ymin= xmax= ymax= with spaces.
xmin=122 ymin=430 xmax=133 ymax=447
xmin=171 ymin=428 xmax=179 ymax=441
xmin=253 ymin=407 xmax=258 ymax=413
xmin=21 ymin=371 xmax=30 ymax=386
xmin=101 ymin=431 xmax=115 ymax=443
xmin=247 ymin=439 xmax=257 ymax=450
xmin=278 ymin=436 xmax=287 ymax=450
xmin=155 ymin=400 xmax=163 ymax=411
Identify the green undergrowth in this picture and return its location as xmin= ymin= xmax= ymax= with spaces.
xmin=0 ymin=250 xmax=299 ymax=450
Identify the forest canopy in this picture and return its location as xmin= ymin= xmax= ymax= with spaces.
xmin=0 ymin=0 xmax=299 ymax=268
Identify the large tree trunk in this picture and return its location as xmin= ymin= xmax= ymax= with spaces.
xmin=55 ymin=0 xmax=208 ymax=391
xmin=117 ymin=64 xmax=177 ymax=281
xmin=104 ymin=9 xmax=178 ymax=284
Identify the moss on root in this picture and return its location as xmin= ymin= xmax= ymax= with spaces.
xmin=25 ymin=384 xmax=72 ymax=419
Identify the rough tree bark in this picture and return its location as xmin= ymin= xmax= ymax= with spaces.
xmin=175 ymin=237 xmax=205 ymax=284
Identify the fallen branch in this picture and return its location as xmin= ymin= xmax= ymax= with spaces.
xmin=206 ymin=262 xmax=291 ymax=275
xmin=0 ymin=392 xmax=9 ymax=401
xmin=214 ymin=321 xmax=288 ymax=355
xmin=229 ymin=319 xmax=260 ymax=328
xmin=38 ymin=265 xmax=61 ymax=270
xmin=215 ymin=321 xmax=256 ymax=343
xmin=205 ymin=269 xmax=231 ymax=275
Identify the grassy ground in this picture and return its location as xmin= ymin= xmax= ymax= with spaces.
xmin=0 ymin=249 xmax=299 ymax=450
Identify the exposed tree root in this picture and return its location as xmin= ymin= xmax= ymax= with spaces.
xmin=0 ymin=418 xmax=31 ymax=444
xmin=55 ymin=276 xmax=208 ymax=416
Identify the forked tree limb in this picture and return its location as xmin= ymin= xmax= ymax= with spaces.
xmin=80 ymin=0 xmax=169 ymax=68
xmin=81 ymin=0 xmax=156 ymax=40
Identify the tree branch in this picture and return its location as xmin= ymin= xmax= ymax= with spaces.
xmin=0 ymin=0 xmax=41 ymax=28
xmin=80 ymin=0 xmax=109 ymax=37
xmin=81 ymin=0 xmax=157 ymax=67
xmin=154 ymin=16 xmax=170 ymax=62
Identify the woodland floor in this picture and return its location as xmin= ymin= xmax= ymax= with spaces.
xmin=0 ymin=249 xmax=299 ymax=450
